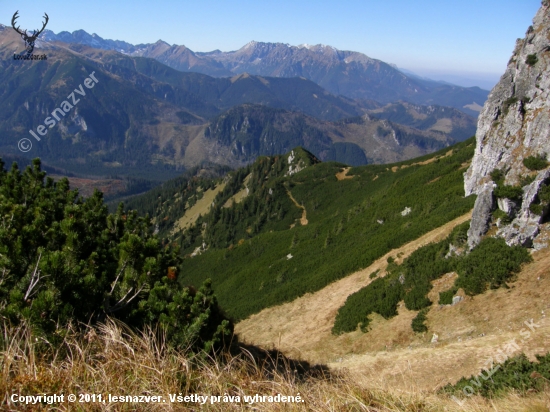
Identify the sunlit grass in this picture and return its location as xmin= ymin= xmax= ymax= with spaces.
xmin=2 ymin=321 xmax=549 ymax=411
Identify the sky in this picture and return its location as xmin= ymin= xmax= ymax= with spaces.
xmin=0 ymin=0 xmax=542 ymax=89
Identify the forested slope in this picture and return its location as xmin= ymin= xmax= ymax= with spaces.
xmin=127 ymin=139 xmax=477 ymax=321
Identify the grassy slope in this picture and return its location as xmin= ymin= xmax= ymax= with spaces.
xmin=4 ymin=320 xmax=550 ymax=411
xmin=179 ymin=138 xmax=476 ymax=321
xmin=235 ymin=212 xmax=472 ymax=361
xmin=235 ymin=220 xmax=550 ymax=395
xmin=333 ymin=243 xmax=550 ymax=393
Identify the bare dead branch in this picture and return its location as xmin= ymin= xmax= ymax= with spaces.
xmin=24 ymin=253 xmax=43 ymax=301
xmin=109 ymin=261 xmax=128 ymax=295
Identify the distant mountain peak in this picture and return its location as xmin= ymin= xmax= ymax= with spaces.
xmin=238 ymin=40 xmax=291 ymax=51
xmin=40 ymin=28 xmax=137 ymax=53
xmin=28 ymin=28 xmax=489 ymax=115
xmin=297 ymin=43 xmax=337 ymax=52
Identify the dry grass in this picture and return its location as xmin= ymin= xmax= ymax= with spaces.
xmin=329 ymin=247 xmax=550 ymax=392
xmin=0 ymin=321 xmax=446 ymax=411
xmin=2 ymin=321 xmax=549 ymax=411
xmin=427 ymin=177 xmax=441 ymax=184
xmin=429 ymin=119 xmax=453 ymax=134
xmin=391 ymin=150 xmax=454 ymax=172
xmin=463 ymin=102 xmax=483 ymax=113
xmin=459 ymin=161 xmax=471 ymax=170
xmin=172 ymin=183 xmax=226 ymax=235
xmin=49 ymin=175 xmax=127 ymax=198
xmin=223 ymin=174 xmax=251 ymax=208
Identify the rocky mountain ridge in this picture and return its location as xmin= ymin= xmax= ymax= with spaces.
xmin=202 ymin=104 xmax=455 ymax=167
xmin=34 ymin=29 xmax=488 ymax=116
xmin=367 ymin=101 xmax=476 ymax=141
xmin=466 ymin=0 xmax=550 ymax=249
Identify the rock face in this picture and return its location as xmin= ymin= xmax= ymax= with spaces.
xmin=465 ymin=1 xmax=550 ymax=248
xmin=467 ymin=183 xmax=495 ymax=249
xmin=497 ymin=169 xmax=550 ymax=247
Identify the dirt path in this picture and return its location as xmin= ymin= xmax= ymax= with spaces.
xmin=335 ymin=167 xmax=353 ymax=180
xmin=286 ymin=188 xmax=308 ymax=226
xmin=391 ymin=150 xmax=454 ymax=172
xmin=236 ymin=211 xmax=471 ymax=363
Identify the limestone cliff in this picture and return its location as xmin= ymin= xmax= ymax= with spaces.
xmin=465 ymin=1 xmax=550 ymax=248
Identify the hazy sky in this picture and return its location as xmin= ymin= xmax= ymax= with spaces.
xmin=0 ymin=0 xmax=541 ymax=88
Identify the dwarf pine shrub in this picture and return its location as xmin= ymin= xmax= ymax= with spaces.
xmin=411 ymin=308 xmax=429 ymax=333
xmin=442 ymin=353 xmax=550 ymax=397
xmin=0 ymin=158 xmax=232 ymax=353
xmin=523 ymin=154 xmax=548 ymax=171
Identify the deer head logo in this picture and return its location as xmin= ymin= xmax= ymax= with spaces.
xmin=11 ymin=11 xmax=49 ymax=56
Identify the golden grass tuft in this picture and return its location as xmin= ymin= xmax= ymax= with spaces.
xmin=0 ymin=320 xmax=423 ymax=411
xmin=1 ymin=321 xmax=549 ymax=411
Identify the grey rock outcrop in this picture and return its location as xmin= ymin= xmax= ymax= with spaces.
xmin=496 ymin=198 xmax=519 ymax=218
xmin=467 ymin=183 xmax=495 ymax=249
xmin=465 ymin=1 xmax=550 ymax=248
xmin=497 ymin=169 xmax=550 ymax=247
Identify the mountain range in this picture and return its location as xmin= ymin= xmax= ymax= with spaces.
xmin=38 ymin=28 xmax=488 ymax=117
xmin=0 ymin=24 xmax=476 ymax=187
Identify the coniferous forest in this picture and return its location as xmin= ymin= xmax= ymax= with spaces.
xmin=0 ymin=159 xmax=231 ymax=353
